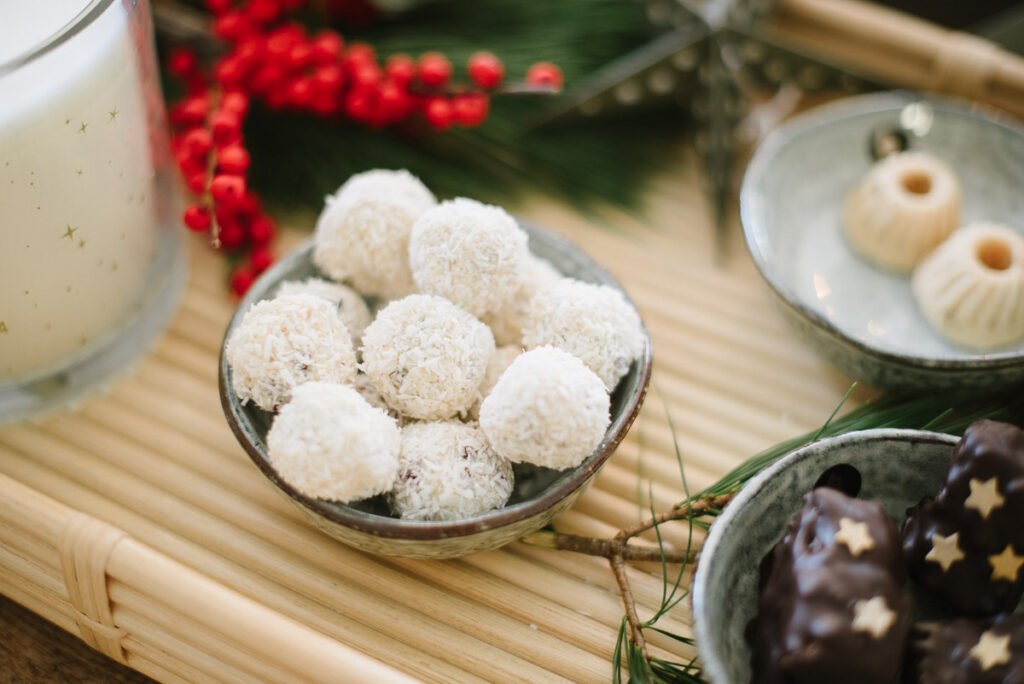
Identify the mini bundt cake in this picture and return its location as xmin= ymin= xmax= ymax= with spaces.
xmin=843 ymin=152 xmax=961 ymax=272
xmin=912 ymin=223 xmax=1024 ymax=350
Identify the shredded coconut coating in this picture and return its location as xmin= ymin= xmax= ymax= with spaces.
xmin=276 ymin=277 xmax=372 ymax=344
xmin=409 ymin=198 xmax=528 ymax=317
xmin=225 ymin=294 xmax=357 ymax=411
xmin=267 ymin=382 xmax=400 ymax=502
xmin=313 ymin=169 xmax=436 ymax=299
xmin=468 ymin=345 xmax=522 ymax=420
xmin=361 ymin=294 xmax=495 ymax=420
xmin=522 ymin=278 xmax=645 ymax=390
xmin=484 ymin=253 xmax=563 ymax=346
xmin=389 ymin=421 xmax=514 ymax=520
xmin=480 ymin=346 xmax=610 ymax=470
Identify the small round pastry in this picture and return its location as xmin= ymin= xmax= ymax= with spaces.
xmin=361 ymin=294 xmax=495 ymax=420
xmin=521 ymin=278 xmax=645 ymax=390
xmin=480 ymin=346 xmax=610 ymax=470
xmin=266 ymin=382 xmax=400 ymax=502
xmin=409 ymin=198 xmax=528 ymax=318
xmin=389 ymin=421 xmax=514 ymax=521
xmin=276 ymin=277 xmax=372 ymax=344
xmin=484 ymin=253 xmax=563 ymax=346
xmin=912 ymin=223 xmax=1024 ymax=350
xmin=843 ymin=151 xmax=961 ymax=272
xmin=467 ymin=345 xmax=522 ymax=420
xmin=225 ymin=294 xmax=357 ymax=411
xmin=313 ymin=169 xmax=436 ymax=299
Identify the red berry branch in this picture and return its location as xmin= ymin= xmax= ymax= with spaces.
xmin=165 ymin=0 xmax=564 ymax=296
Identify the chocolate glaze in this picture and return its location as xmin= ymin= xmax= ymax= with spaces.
xmin=907 ymin=614 xmax=1024 ymax=684
xmin=748 ymin=487 xmax=911 ymax=684
xmin=903 ymin=420 xmax=1024 ymax=615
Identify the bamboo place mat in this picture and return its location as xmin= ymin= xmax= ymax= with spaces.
xmin=0 ymin=152 xmax=863 ymax=683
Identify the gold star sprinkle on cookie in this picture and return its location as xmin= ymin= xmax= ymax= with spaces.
xmin=108 ymin=107 xmax=119 ymax=121
xmin=926 ymin=532 xmax=965 ymax=572
xmin=965 ymin=477 xmax=1005 ymax=520
xmin=61 ymin=225 xmax=78 ymax=240
xmin=78 ymin=121 xmax=88 ymax=133
xmin=835 ymin=517 xmax=875 ymax=556
xmin=851 ymin=596 xmax=896 ymax=639
xmin=989 ymin=545 xmax=1024 ymax=582
xmin=0 ymin=321 xmax=7 ymax=334
xmin=969 ymin=630 xmax=1011 ymax=671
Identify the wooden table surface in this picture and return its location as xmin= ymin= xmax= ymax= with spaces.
xmin=0 ymin=595 xmax=150 ymax=683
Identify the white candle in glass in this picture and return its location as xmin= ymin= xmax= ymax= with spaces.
xmin=0 ymin=0 xmax=178 ymax=384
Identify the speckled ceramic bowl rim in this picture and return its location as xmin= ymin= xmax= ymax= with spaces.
xmin=740 ymin=91 xmax=1024 ymax=373
xmin=219 ymin=227 xmax=653 ymax=542
xmin=692 ymin=427 xmax=959 ymax=683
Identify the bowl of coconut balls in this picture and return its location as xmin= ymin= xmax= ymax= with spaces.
xmin=219 ymin=169 xmax=651 ymax=559
xmin=741 ymin=91 xmax=1024 ymax=390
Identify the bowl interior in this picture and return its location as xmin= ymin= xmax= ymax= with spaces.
xmin=742 ymin=93 xmax=1024 ymax=363
xmin=693 ymin=429 xmax=984 ymax=684
xmin=220 ymin=221 xmax=651 ymax=539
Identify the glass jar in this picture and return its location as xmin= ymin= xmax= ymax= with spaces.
xmin=0 ymin=0 xmax=186 ymax=423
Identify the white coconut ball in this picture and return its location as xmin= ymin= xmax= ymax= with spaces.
xmin=313 ymin=169 xmax=436 ymax=299
xmin=484 ymin=253 xmax=563 ymax=346
xmin=225 ymin=294 xmax=357 ymax=411
xmin=361 ymin=294 xmax=495 ymax=420
xmin=480 ymin=346 xmax=610 ymax=470
xmin=522 ymin=278 xmax=645 ymax=390
xmin=389 ymin=421 xmax=514 ymax=521
xmin=267 ymin=382 xmax=400 ymax=502
xmin=468 ymin=345 xmax=522 ymax=420
xmin=409 ymin=198 xmax=528 ymax=318
xmin=276 ymin=277 xmax=372 ymax=344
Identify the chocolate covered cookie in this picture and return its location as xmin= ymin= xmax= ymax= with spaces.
xmin=908 ymin=614 xmax=1024 ymax=683
xmin=748 ymin=487 xmax=911 ymax=684
xmin=903 ymin=420 xmax=1024 ymax=615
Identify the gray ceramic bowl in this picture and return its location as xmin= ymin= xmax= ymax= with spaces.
xmin=741 ymin=92 xmax=1024 ymax=390
xmin=693 ymin=428 xmax=964 ymax=683
xmin=219 ymin=221 xmax=652 ymax=559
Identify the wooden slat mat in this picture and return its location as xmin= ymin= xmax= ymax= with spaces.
xmin=0 ymin=156 xmax=859 ymax=682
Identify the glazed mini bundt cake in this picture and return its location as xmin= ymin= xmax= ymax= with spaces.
xmin=843 ymin=152 xmax=961 ymax=272
xmin=912 ymin=223 xmax=1024 ymax=350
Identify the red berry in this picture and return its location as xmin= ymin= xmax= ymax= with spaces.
xmin=212 ymin=12 xmax=253 ymax=43
xmin=181 ymin=128 xmax=214 ymax=157
xmin=249 ymin=216 xmax=276 ymax=245
xmin=219 ymin=219 xmax=246 ymax=250
xmin=452 ymin=92 xmax=489 ymax=127
xmin=344 ymin=86 xmax=378 ymax=123
xmin=183 ymin=205 xmax=212 ymax=232
xmin=186 ymin=172 xmax=208 ymax=194
xmin=214 ymin=55 xmax=247 ymax=89
xmin=230 ymin=265 xmax=255 ymax=295
xmin=168 ymin=48 xmax=199 ymax=78
xmin=424 ymin=96 xmax=453 ymax=130
xmin=385 ymin=54 xmax=416 ymax=87
xmin=287 ymin=42 xmax=313 ymax=71
xmin=238 ymin=192 xmax=262 ymax=216
xmin=205 ymin=0 xmax=233 ymax=15
xmin=250 ymin=64 xmax=287 ymax=96
xmin=352 ymin=63 xmax=381 ymax=89
xmin=377 ymin=82 xmax=412 ymax=123
xmin=287 ymin=77 xmax=314 ymax=109
xmin=310 ymin=92 xmax=340 ymax=116
xmin=170 ymin=95 xmax=209 ymax=127
xmin=417 ymin=52 xmax=451 ymax=88
xmin=311 ymin=32 xmax=344 ymax=65
xmin=245 ymin=0 xmax=280 ymax=24
xmin=312 ymin=65 xmax=344 ymax=95
xmin=217 ymin=145 xmax=250 ymax=174
xmin=467 ymin=51 xmax=504 ymax=90
xmin=249 ymin=247 xmax=274 ymax=274
xmin=210 ymin=174 xmax=246 ymax=204
xmin=221 ymin=91 xmax=250 ymax=117
xmin=211 ymin=109 xmax=242 ymax=145
xmin=344 ymin=43 xmax=376 ymax=66
xmin=525 ymin=62 xmax=564 ymax=90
